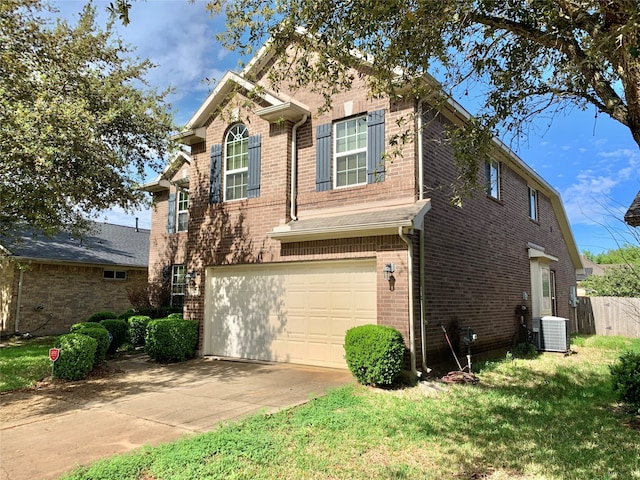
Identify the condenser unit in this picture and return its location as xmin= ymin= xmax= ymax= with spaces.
xmin=531 ymin=316 xmax=570 ymax=353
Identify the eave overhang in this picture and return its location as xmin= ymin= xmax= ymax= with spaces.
xmin=268 ymin=200 xmax=431 ymax=243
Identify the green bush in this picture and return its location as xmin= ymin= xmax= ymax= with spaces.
xmin=512 ymin=342 xmax=539 ymax=359
xmin=100 ymin=319 xmax=129 ymax=354
xmin=87 ymin=311 xmax=117 ymax=323
xmin=167 ymin=312 xmax=183 ymax=320
xmin=145 ymin=319 xmax=199 ymax=362
xmin=70 ymin=322 xmax=107 ymax=333
xmin=53 ymin=333 xmax=97 ymax=380
xmin=75 ymin=327 xmax=110 ymax=365
xmin=117 ymin=309 xmax=137 ymax=322
xmin=129 ymin=315 xmax=151 ymax=346
xmin=610 ymin=350 xmax=640 ymax=410
xmin=344 ymin=325 xmax=406 ymax=386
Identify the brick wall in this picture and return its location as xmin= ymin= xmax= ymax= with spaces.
xmin=3 ymin=262 xmax=147 ymax=336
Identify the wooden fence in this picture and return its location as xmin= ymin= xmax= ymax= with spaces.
xmin=576 ymin=296 xmax=640 ymax=338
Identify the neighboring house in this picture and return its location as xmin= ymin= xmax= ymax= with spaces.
xmin=576 ymin=256 xmax=620 ymax=296
xmin=1 ymin=222 xmax=149 ymax=336
xmin=625 ymin=191 xmax=640 ymax=227
xmin=143 ymin=42 xmax=582 ymax=374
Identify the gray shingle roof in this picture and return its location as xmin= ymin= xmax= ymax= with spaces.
xmin=4 ymin=223 xmax=149 ymax=267
xmin=624 ymin=191 xmax=640 ymax=227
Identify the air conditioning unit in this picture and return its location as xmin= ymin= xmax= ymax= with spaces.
xmin=531 ymin=316 xmax=570 ymax=353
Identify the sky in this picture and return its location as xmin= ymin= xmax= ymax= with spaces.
xmin=54 ymin=0 xmax=640 ymax=255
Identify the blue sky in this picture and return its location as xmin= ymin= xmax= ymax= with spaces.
xmin=55 ymin=0 xmax=640 ymax=254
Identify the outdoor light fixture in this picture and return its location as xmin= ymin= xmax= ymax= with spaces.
xmin=383 ymin=262 xmax=395 ymax=281
xmin=185 ymin=270 xmax=197 ymax=285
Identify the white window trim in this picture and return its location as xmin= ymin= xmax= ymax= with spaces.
xmin=528 ymin=186 xmax=538 ymax=221
xmin=224 ymin=124 xmax=249 ymax=202
xmin=333 ymin=115 xmax=367 ymax=189
xmin=171 ymin=265 xmax=186 ymax=307
xmin=177 ymin=190 xmax=189 ymax=232
xmin=486 ymin=159 xmax=501 ymax=200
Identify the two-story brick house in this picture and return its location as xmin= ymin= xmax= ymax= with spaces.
xmin=143 ymin=44 xmax=582 ymax=375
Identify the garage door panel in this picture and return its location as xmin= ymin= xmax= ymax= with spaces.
xmin=205 ymin=259 xmax=376 ymax=369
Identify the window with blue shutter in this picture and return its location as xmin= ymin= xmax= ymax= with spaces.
xmin=209 ymin=144 xmax=222 ymax=204
xmin=367 ymin=109 xmax=385 ymax=183
xmin=247 ymin=134 xmax=261 ymax=198
xmin=316 ymin=123 xmax=332 ymax=191
xmin=167 ymin=192 xmax=176 ymax=233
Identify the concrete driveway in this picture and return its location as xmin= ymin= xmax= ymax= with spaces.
xmin=0 ymin=354 xmax=353 ymax=480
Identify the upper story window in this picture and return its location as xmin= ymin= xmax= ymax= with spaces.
xmin=485 ymin=159 xmax=501 ymax=200
xmin=316 ymin=110 xmax=386 ymax=192
xmin=177 ymin=190 xmax=189 ymax=232
xmin=334 ymin=115 xmax=368 ymax=188
xmin=224 ymin=124 xmax=249 ymax=201
xmin=528 ymin=186 xmax=538 ymax=221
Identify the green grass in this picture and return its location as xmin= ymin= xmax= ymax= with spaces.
xmin=0 ymin=336 xmax=57 ymax=392
xmin=60 ymin=335 xmax=640 ymax=480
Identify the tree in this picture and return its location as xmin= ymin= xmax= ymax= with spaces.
xmin=583 ymin=244 xmax=640 ymax=264
xmin=581 ymin=264 xmax=640 ymax=297
xmin=0 ymin=0 xmax=174 ymax=239
xmin=198 ymin=0 xmax=640 ymax=200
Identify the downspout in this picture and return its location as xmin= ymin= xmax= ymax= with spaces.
xmin=15 ymin=266 xmax=24 ymax=334
xmin=417 ymin=99 xmax=430 ymax=374
xmin=290 ymin=114 xmax=308 ymax=221
xmin=398 ymin=226 xmax=419 ymax=379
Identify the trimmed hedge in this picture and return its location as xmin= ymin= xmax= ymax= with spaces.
xmin=610 ymin=350 xmax=640 ymax=410
xmin=344 ymin=324 xmax=405 ymax=386
xmin=53 ymin=333 xmax=97 ymax=380
xmin=87 ymin=311 xmax=117 ymax=323
xmin=75 ymin=327 xmax=110 ymax=365
xmin=100 ymin=319 xmax=129 ymax=354
xmin=70 ymin=322 xmax=107 ymax=333
xmin=145 ymin=319 xmax=198 ymax=362
xmin=129 ymin=315 xmax=151 ymax=346
xmin=117 ymin=309 xmax=138 ymax=322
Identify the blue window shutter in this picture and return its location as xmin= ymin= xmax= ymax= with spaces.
xmin=316 ymin=123 xmax=332 ymax=191
xmin=167 ymin=192 xmax=176 ymax=233
xmin=247 ymin=134 xmax=261 ymax=198
xmin=209 ymin=144 xmax=222 ymax=204
xmin=367 ymin=109 xmax=385 ymax=183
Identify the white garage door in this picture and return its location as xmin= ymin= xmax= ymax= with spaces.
xmin=203 ymin=259 xmax=376 ymax=369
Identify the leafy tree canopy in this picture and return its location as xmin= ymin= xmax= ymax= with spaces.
xmin=1 ymin=0 xmax=174 ymax=240
xmin=581 ymin=264 xmax=640 ymax=297
xmin=198 ymin=0 xmax=640 ymax=201
xmin=583 ymin=244 xmax=640 ymax=265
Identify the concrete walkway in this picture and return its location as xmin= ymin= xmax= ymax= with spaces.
xmin=0 ymin=354 xmax=353 ymax=480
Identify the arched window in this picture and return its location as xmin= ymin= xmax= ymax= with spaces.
xmin=224 ymin=124 xmax=249 ymax=200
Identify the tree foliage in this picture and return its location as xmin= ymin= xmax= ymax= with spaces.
xmin=194 ymin=0 xmax=640 ymax=200
xmin=583 ymin=244 xmax=640 ymax=265
xmin=0 ymin=0 xmax=174 ymax=239
xmin=581 ymin=264 xmax=640 ymax=297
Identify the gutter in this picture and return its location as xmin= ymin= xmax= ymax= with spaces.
xmin=15 ymin=265 xmax=26 ymax=334
xmin=398 ymin=227 xmax=419 ymax=379
xmin=416 ymin=99 xmax=429 ymax=374
xmin=290 ymin=114 xmax=308 ymax=221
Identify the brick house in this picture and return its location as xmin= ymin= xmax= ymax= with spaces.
xmin=625 ymin=191 xmax=640 ymax=227
xmin=143 ymin=45 xmax=582 ymax=374
xmin=1 ymin=222 xmax=149 ymax=336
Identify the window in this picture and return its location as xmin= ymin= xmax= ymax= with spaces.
xmin=334 ymin=115 xmax=368 ymax=188
xmin=528 ymin=187 xmax=538 ymax=221
xmin=485 ymin=159 xmax=501 ymax=200
xmin=177 ymin=190 xmax=189 ymax=232
xmin=224 ymin=124 xmax=249 ymax=201
xmin=103 ymin=270 xmax=126 ymax=280
xmin=171 ymin=265 xmax=186 ymax=307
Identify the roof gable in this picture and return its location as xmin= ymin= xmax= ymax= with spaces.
xmin=624 ymin=191 xmax=640 ymax=227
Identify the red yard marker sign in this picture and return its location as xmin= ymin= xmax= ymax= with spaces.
xmin=49 ymin=348 xmax=60 ymax=362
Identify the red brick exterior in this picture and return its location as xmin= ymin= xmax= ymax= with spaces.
xmin=147 ymin=59 xmax=579 ymax=370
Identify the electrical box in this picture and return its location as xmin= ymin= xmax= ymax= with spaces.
xmin=532 ymin=316 xmax=570 ymax=353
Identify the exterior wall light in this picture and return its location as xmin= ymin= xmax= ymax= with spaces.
xmin=383 ymin=262 xmax=395 ymax=281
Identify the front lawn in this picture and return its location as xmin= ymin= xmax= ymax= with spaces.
xmin=61 ymin=335 xmax=640 ymax=480
xmin=0 ymin=336 xmax=57 ymax=392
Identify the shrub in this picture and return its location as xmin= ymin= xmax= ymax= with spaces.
xmin=344 ymin=325 xmax=405 ymax=386
xmin=167 ymin=312 xmax=183 ymax=320
xmin=87 ymin=311 xmax=117 ymax=323
xmin=117 ymin=309 xmax=137 ymax=322
xmin=53 ymin=333 xmax=97 ymax=380
xmin=610 ymin=350 xmax=640 ymax=410
xmin=75 ymin=327 xmax=110 ymax=365
xmin=512 ymin=342 xmax=539 ymax=359
xmin=100 ymin=319 xmax=129 ymax=354
xmin=70 ymin=322 xmax=107 ymax=333
xmin=145 ymin=319 xmax=198 ymax=362
xmin=128 ymin=315 xmax=151 ymax=346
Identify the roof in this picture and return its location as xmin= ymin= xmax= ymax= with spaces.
xmin=268 ymin=200 xmax=431 ymax=242
xmin=624 ymin=191 xmax=640 ymax=227
xmin=3 ymin=223 xmax=150 ymax=268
